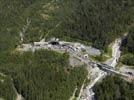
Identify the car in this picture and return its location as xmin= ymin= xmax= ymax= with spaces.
xmin=126 ymin=72 xmax=133 ymax=76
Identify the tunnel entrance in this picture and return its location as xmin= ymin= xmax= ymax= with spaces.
xmin=49 ymin=41 xmax=59 ymax=45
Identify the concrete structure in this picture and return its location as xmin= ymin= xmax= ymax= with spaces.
xmin=85 ymin=46 xmax=101 ymax=56
xmin=17 ymin=37 xmax=133 ymax=100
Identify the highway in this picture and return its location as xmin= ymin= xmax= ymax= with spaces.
xmin=96 ymin=63 xmax=130 ymax=77
xmin=78 ymin=36 xmax=127 ymax=100
xmin=17 ymin=36 xmax=133 ymax=100
xmin=68 ymin=47 xmax=131 ymax=79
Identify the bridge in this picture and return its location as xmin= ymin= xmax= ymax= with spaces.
xmin=68 ymin=49 xmax=130 ymax=78
xmin=89 ymin=62 xmax=130 ymax=78
xmin=19 ymin=39 xmax=132 ymax=79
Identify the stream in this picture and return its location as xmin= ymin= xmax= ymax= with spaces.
xmin=84 ymin=36 xmax=124 ymax=100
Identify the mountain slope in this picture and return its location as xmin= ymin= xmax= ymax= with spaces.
xmin=0 ymin=0 xmax=134 ymax=52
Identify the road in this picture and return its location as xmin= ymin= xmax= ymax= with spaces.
xmin=79 ymin=37 xmax=123 ymax=100
xmin=17 ymin=35 xmax=132 ymax=100
xmin=69 ymin=86 xmax=78 ymax=100
xmin=77 ymin=79 xmax=86 ymax=100
xmin=11 ymin=78 xmax=23 ymax=100
xmin=0 ymin=72 xmax=23 ymax=100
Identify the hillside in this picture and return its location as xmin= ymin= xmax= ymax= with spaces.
xmin=63 ymin=0 xmax=134 ymax=49
xmin=0 ymin=50 xmax=87 ymax=100
xmin=120 ymin=25 xmax=134 ymax=66
xmin=93 ymin=75 xmax=134 ymax=100
xmin=0 ymin=0 xmax=134 ymax=100
xmin=0 ymin=0 xmax=134 ymax=52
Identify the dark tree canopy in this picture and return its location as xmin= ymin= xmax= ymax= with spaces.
xmin=0 ymin=50 xmax=87 ymax=100
xmin=120 ymin=25 xmax=134 ymax=66
xmin=93 ymin=76 xmax=134 ymax=100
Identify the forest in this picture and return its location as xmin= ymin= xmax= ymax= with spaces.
xmin=0 ymin=0 xmax=134 ymax=52
xmin=0 ymin=50 xmax=87 ymax=100
xmin=62 ymin=0 xmax=134 ymax=49
xmin=120 ymin=25 xmax=134 ymax=66
xmin=93 ymin=75 xmax=134 ymax=100
xmin=0 ymin=0 xmax=134 ymax=100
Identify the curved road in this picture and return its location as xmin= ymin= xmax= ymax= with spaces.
xmin=80 ymin=37 xmax=123 ymax=100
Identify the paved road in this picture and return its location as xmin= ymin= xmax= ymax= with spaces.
xmin=79 ymin=37 xmax=123 ymax=100
xmin=17 ymin=35 xmax=131 ymax=100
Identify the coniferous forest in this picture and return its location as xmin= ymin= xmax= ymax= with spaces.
xmin=93 ymin=76 xmax=134 ymax=100
xmin=0 ymin=50 xmax=87 ymax=100
xmin=0 ymin=0 xmax=134 ymax=52
xmin=120 ymin=25 xmax=134 ymax=66
xmin=0 ymin=0 xmax=134 ymax=100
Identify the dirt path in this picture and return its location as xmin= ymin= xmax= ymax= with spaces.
xmin=69 ymin=86 xmax=77 ymax=100
xmin=77 ymin=79 xmax=86 ymax=100
xmin=16 ymin=94 xmax=22 ymax=100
